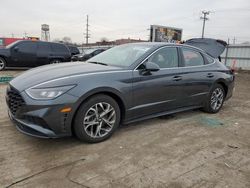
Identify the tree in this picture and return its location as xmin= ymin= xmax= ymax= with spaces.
xmin=62 ymin=36 xmax=72 ymax=45
xmin=100 ymin=37 xmax=109 ymax=45
xmin=52 ymin=38 xmax=62 ymax=43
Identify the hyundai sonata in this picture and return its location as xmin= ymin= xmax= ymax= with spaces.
xmin=6 ymin=39 xmax=234 ymax=143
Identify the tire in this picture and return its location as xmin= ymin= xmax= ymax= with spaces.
xmin=203 ymin=84 xmax=225 ymax=113
xmin=0 ymin=57 xmax=6 ymax=71
xmin=50 ymin=59 xmax=62 ymax=64
xmin=73 ymin=94 xmax=121 ymax=143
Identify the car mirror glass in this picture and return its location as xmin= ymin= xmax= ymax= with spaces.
xmin=145 ymin=61 xmax=160 ymax=72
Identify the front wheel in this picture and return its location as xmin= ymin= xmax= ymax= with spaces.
xmin=203 ymin=84 xmax=225 ymax=113
xmin=73 ymin=94 xmax=121 ymax=143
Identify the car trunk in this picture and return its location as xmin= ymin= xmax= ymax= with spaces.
xmin=185 ymin=38 xmax=227 ymax=58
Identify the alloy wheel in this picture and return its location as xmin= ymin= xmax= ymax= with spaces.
xmin=83 ymin=102 xmax=116 ymax=138
xmin=210 ymin=88 xmax=224 ymax=111
xmin=0 ymin=59 xmax=5 ymax=70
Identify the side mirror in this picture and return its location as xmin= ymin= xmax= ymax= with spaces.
xmin=145 ymin=61 xmax=160 ymax=72
xmin=13 ymin=46 xmax=19 ymax=52
xmin=139 ymin=61 xmax=160 ymax=75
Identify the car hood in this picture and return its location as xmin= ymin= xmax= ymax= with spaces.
xmin=10 ymin=62 xmax=123 ymax=91
xmin=0 ymin=48 xmax=9 ymax=55
xmin=185 ymin=38 xmax=227 ymax=58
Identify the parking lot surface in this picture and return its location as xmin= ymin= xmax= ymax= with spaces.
xmin=0 ymin=70 xmax=250 ymax=188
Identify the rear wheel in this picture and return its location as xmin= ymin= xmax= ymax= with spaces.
xmin=74 ymin=94 xmax=121 ymax=143
xmin=0 ymin=57 xmax=6 ymax=71
xmin=203 ymin=84 xmax=225 ymax=113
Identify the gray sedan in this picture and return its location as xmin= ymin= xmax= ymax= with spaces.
xmin=6 ymin=40 xmax=234 ymax=143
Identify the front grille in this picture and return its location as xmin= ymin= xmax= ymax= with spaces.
xmin=6 ymin=86 xmax=25 ymax=116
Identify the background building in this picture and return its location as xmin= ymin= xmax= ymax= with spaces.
xmin=0 ymin=37 xmax=24 ymax=47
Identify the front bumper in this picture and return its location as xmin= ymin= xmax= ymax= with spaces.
xmin=6 ymin=86 xmax=79 ymax=138
xmin=9 ymin=111 xmax=59 ymax=138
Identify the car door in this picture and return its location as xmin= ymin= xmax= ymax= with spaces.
xmin=179 ymin=47 xmax=213 ymax=106
xmin=37 ymin=42 xmax=51 ymax=66
xmin=10 ymin=41 xmax=37 ymax=67
xmin=131 ymin=46 xmax=185 ymax=119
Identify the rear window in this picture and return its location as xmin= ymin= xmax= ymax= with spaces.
xmin=69 ymin=46 xmax=79 ymax=53
xmin=51 ymin=43 xmax=69 ymax=53
xmin=182 ymin=48 xmax=204 ymax=67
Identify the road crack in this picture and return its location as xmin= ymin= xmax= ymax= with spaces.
xmin=6 ymin=158 xmax=85 ymax=188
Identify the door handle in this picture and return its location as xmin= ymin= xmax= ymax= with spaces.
xmin=172 ymin=75 xmax=182 ymax=81
xmin=207 ymin=73 xmax=214 ymax=78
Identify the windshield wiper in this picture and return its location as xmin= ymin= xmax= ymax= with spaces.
xmin=88 ymin=61 xmax=108 ymax=66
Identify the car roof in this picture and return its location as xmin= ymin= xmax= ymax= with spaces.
xmin=125 ymin=42 xmax=206 ymax=54
xmin=17 ymin=40 xmax=67 ymax=46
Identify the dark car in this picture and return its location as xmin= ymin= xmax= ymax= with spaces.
xmin=0 ymin=40 xmax=71 ymax=70
xmin=6 ymin=39 xmax=234 ymax=143
xmin=71 ymin=48 xmax=106 ymax=61
xmin=67 ymin=45 xmax=80 ymax=56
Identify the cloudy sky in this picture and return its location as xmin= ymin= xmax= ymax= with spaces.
xmin=0 ymin=0 xmax=250 ymax=44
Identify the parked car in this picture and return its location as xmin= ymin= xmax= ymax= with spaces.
xmin=67 ymin=45 xmax=80 ymax=56
xmin=6 ymin=39 xmax=234 ymax=143
xmin=71 ymin=48 xmax=107 ymax=61
xmin=0 ymin=40 xmax=71 ymax=70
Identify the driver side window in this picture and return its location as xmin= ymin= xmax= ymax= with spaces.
xmin=148 ymin=47 xmax=178 ymax=69
xmin=16 ymin=42 xmax=37 ymax=53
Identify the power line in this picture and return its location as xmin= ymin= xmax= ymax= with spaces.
xmin=200 ymin=11 xmax=210 ymax=38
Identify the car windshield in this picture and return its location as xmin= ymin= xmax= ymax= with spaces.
xmin=87 ymin=44 xmax=151 ymax=67
xmin=84 ymin=49 xmax=97 ymax=54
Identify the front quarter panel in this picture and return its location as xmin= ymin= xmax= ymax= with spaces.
xmin=35 ymin=70 xmax=134 ymax=119
xmin=69 ymin=70 xmax=134 ymax=121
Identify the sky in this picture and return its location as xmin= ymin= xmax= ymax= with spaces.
xmin=0 ymin=0 xmax=250 ymax=44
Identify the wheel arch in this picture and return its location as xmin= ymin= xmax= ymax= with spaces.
xmin=215 ymin=79 xmax=228 ymax=96
xmin=0 ymin=55 xmax=7 ymax=62
xmin=0 ymin=56 xmax=7 ymax=69
xmin=70 ymin=88 xmax=127 ymax=135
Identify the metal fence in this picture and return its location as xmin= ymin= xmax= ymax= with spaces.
xmin=221 ymin=44 xmax=250 ymax=70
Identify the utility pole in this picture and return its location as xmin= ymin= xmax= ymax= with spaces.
xmin=84 ymin=15 xmax=90 ymax=46
xmin=233 ymin=37 xmax=236 ymax=44
xmin=225 ymin=38 xmax=230 ymax=65
xmin=200 ymin=11 xmax=210 ymax=38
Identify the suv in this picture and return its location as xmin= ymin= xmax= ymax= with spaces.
xmin=0 ymin=40 xmax=71 ymax=70
xmin=67 ymin=45 xmax=80 ymax=56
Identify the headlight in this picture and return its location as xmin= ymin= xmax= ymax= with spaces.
xmin=25 ymin=85 xmax=76 ymax=100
